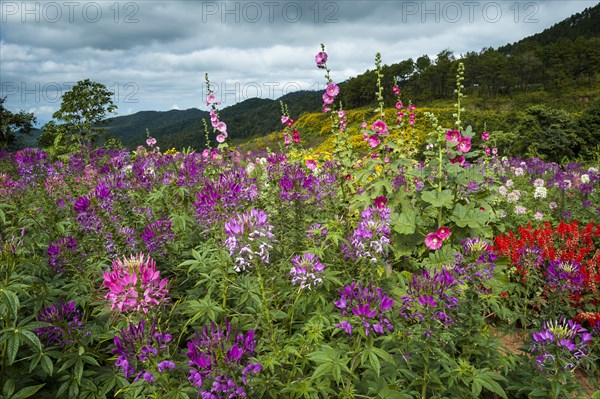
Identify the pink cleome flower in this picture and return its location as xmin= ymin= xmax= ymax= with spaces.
xmin=103 ymin=253 xmax=169 ymax=313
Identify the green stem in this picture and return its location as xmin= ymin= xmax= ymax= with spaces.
xmin=255 ymin=265 xmax=274 ymax=340
xmin=288 ymin=288 xmax=303 ymax=336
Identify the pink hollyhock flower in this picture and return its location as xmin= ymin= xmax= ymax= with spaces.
xmin=425 ymin=233 xmax=443 ymax=250
xmin=306 ymin=159 xmax=317 ymax=171
xmin=103 ymin=253 xmax=169 ymax=313
xmin=315 ymin=51 xmax=328 ymax=67
xmin=206 ymin=93 xmax=217 ymax=106
xmin=215 ymin=121 xmax=227 ymax=133
xmin=146 ymin=138 xmax=157 ymax=147
xmin=374 ymin=196 xmax=387 ymax=209
xmin=408 ymin=119 xmax=415 ymax=125
xmin=284 ymin=134 xmax=291 ymax=145
xmin=323 ymin=107 xmax=331 ymax=113
xmin=392 ymin=85 xmax=400 ymax=95
xmin=322 ymin=93 xmax=334 ymax=105
xmin=450 ymin=155 xmax=465 ymax=166
xmin=481 ymin=132 xmax=490 ymax=141
xmin=361 ymin=122 xmax=368 ymax=129
xmin=292 ymin=130 xmax=300 ymax=144
xmin=216 ymin=134 xmax=227 ymax=143
xmin=371 ymin=120 xmax=388 ymax=136
xmin=395 ymin=101 xmax=403 ymax=110
xmin=367 ymin=135 xmax=381 ymax=148
xmin=485 ymin=147 xmax=491 ymax=156
xmin=326 ymin=83 xmax=339 ymax=97
xmin=492 ymin=148 xmax=498 ymax=155
xmin=338 ymin=109 xmax=346 ymax=118
xmin=436 ymin=226 xmax=451 ymax=240
xmin=457 ymin=136 xmax=472 ymax=153
xmin=445 ymin=130 xmax=461 ymax=143
xmin=281 ymin=116 xmax=289 ymax=125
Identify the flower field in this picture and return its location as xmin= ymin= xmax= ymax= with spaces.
xmin=0 ymin=49 xmax=599 ymax=399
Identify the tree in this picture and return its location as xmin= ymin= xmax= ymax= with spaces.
xmin=0 ymin=97 xmax=36 ymax=150
xmin=52 ymin=79 xmax=117 ymax=145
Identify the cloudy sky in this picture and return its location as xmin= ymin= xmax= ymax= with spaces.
xmin=1 ymin=0 xmax=596 ymax=125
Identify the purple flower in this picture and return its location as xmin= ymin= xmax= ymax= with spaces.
xmin=290 ymin=253 xmax=325 ymax=289
xmin=335 ymin=281 xmax=394 ymax=336
xmin=529 ymin=318 xmax=590 ymax=373
xmin=142 ymin=217 xmax=175 ymax=254
xmin=342 ymin=206 xmax=391 ymax=262
xmin=224 ymin=209 xmax=276 ymax=272
xmin=113 ymin=319 xmax=173 ymax=381
xmin=186 ymin=320 xmax=261 ymax=398
xmin=546 ymin=259 xmax=584 ymax=292
xmin=35 ymin=301 xmax=89 ymax=347
xmin=73 ymin=196 xmax=90 ymax=213
xmin=47 ymin=236 xmax=80 ymax=273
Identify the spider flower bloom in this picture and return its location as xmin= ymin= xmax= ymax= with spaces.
xmin=546 ymin=259 xmax=584 ymax=292
xmin=103 ymin=253 xmax=169 ymax=313
xmin=334 ymin=281 xmax=394 ymax=335
xmin=186 ymin=320 xmax=261 ymax=397
xmin=290 ymin=253 xmax=325 ymax=289
xmin=35 ymin=301 xmax=88 ymax=347
xmin=342 ymin=206 xmax=391 ymax=262
xmin=224 ymin=209 xmax=276 ymax=272
xmin=529 ymin=318 xmax=591 ymax=373
xmin=113 ymin=319 xmax=174 ymax=381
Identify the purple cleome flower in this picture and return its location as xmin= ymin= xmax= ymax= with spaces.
xmin=290 ymin=253 xmax=325 ymax=289
xmin=529 ymin=318 xmax=591 ymax=373
xmin=47 ymin=236 xmax=80 ymax=273
xmin=142 ymin=217 xmax=176 ymax=254
xmin=35 ymin=301 xmax=89 ymax=347
xmin=113 ymin=319 xmax=174 ymax=382
xmin=546 ymin=259 xmax=584 ymax=292
xmin=224 ymin=208 xmax=276 ymax=272
xmin=335 ymin=281 xmax=394 ymax=336
xmin=186 ymin=320 xmax=261 ymax=398
xmin=342 ymin=206 xmax=391 ymax=263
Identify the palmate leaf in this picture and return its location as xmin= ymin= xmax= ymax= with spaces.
xmin=393 ymin=208 xmax=416 ymax=235
xmin=450 ymin=203 xmax=488 ymax=228
xmin=421 ymin=189 xmax=454 ymax=208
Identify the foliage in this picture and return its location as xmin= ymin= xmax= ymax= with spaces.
xmin=0 ymin=97 xmax=36 ymax=151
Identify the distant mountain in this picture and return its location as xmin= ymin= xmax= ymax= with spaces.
xmin=103 ymin=91 xmax=322 ymax=149
xmin=98 ymin=3 xmax=599 ymax=150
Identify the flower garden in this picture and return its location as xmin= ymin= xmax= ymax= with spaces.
xmin=0 ymin=48 xmax=599 ymax=399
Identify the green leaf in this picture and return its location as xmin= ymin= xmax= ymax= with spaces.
xmin=10 ymin=384 xmax=45 ymax=399
xmin=421 ymin=190 xmax=454 ymax=208
xmin=41 ymin=354 xmax=53 ymax=376
xmin=0 ymin=289 xmax=19 ymax=320
xmin=393 ymin=209 xmax=416 ymax=234
xmin=19 ymin=330 xmax=42 ymax=353
xmin=311 ymin=364 xmax=331 ymax=380
xmin=450 ymin=203 xmax=487 ymax=229
xmin=368 ymin=351 xmax=380 ymax=377
xmin=3 ymin=380 xmax=15 ymax=398
xmin=74 ymin=359 xmax=83 ymax=383
xmin=6 ymin=333 xmax=20 ymax=365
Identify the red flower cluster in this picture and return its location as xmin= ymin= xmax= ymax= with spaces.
xmin=494 ymin=220 xmax=600 ymax=293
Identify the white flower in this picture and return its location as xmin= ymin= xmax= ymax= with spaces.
xmin=549 ymin=202 xmax=558 ymax=210
xmin=498 ymin=186 xmax=507 ymax=196
xmin=588 ymin=167 xmax=598 ymax=174
xmin=534 ymin=212 xmax=544 ymax=221
xmin=507 ymin=190 xmax=521 ymax=203
xmin=581 ymin=174 xmax=590 ymax=184
xmin=505 ymin=179 xmax=514 ymax=188
xmin=534 ymin=186 xmax=547 ymax=199
xmin=533 ymin=178 xmax=545 ymax=188
xmin=514 ymin=206 xmax=527 ymax=215
xmin=514 ymin=167 xmax=524 ymax=177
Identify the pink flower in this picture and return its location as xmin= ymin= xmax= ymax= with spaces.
xmin=326 ymin=83 xmax=339 ymax=97
xmin=284 ymin=134 xmax=291 ymax=145
xmin=206 ymin=93 xmax=217 ymax=106
xmin=450 ymin=155 xmax=465 ymax=166
xmin=146 ymin=138 xmax=157 ymax=147
xmin=216 ymin=134 xmax=227 ymax=143
xmin=371 ymin=120 xmax=388 ymax=136
xmin=436 ymin=226 xmax=451 ymax=240
xmin=392 ymin=85 xmax=400 ymax=95
xmin=306 ymin=159 xmax=317 ymax=171
xmin=485 ymin=147 xmax=491 ymax=156
xmin=374 ymin=196 xmax=387 ymax=209
xmin=445 ymin=130 xmax=461 ymax=143
xmin=457 ymin=136 xmax=472 ymax=153
xmin=408 ymin=119 xmax=415 ymax=125
xmin=292 ymin=130 xmax=300 ymax=144
xmin=367 ymin=135 xmax=380 ymax=148
xmin=395 ymin=101 xmax=403 ymax=110
xmin=322 ymin=93 xmax=334 ymax=105
xmin=215 ymin=121 xmax=227 ymax=133
xmin=481 ymin=132 xmax=490 ymax=141
xmin=492 ymin=148 xmax=498 ymax=155
xmin=315 ymin=51 xmax=328 ymax=68
xmin=338 ymin=109 xmax=346 ymax=118
xmin=281 ymin=116 xmax=289 ymax=125
xmin=361 ymin=122 xmax=368 ymax=129
xmin=323 ymin=107 xmax=331 ymax=113
xmin=103 ymin=253 xmax=169 ymax=313
xmin=425 ymin=233 xmax=443 ymax=250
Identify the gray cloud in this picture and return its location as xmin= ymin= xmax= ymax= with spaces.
xmin=0 ymin=0 xmax=596 ymax=124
